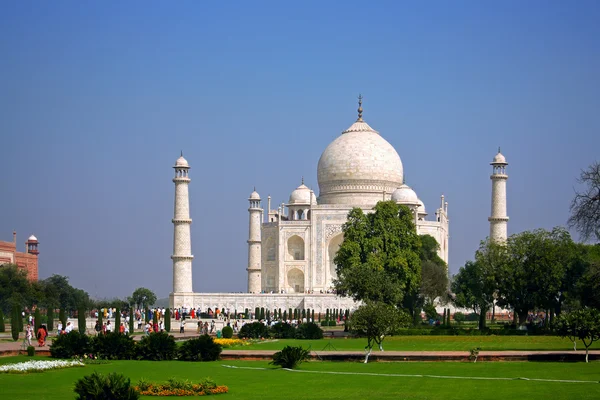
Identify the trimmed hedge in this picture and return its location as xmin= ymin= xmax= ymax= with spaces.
xmin=296 ymin=322 xmax=323 ymax=339
xmin=136 ymin=332 xmax=177 ymax=361
xmin=222 ymin=326 xmax=233 ymax=338
xmin=238 ymin=322 xmax=270 ymax=339
xmin=178 ymin=335 xmax=222 ymax=361
xmin=271 ymin=322 xmax=296 ymax=339
xmin=92 ymin=332 xmax=136 ymax=360
xmin=50 ymin=331 xmax=92 ymax=358
xmin=320 ymin=321 xmax=336 ymax=327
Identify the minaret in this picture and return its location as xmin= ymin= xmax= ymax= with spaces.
xmin=247 ymin=188 xmax=262 ymax=293
xmin=489 ymin=148 xmax=509 ymax=242
xmin=171 ymin=153 xmax=194 ymax=296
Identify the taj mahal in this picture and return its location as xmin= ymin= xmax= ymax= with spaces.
xmin=169 ymin=98 xmax=508 ymax=312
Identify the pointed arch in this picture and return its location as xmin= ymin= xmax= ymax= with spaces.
xmin=287 ymin=235 xmax=305 ymax=261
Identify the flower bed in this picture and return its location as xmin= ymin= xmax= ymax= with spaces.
xmin=135 ymin=378 xmax=228 ymax=396
xmin=0 ymin=360 xmax=84 ymax=374
xmin=213 ymin=338 xmax=248 ymax=348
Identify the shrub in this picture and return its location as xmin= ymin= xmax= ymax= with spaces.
xmin=296 ymin=322 xmax=324 ymax=339
xmin=222 ymin=326 xmax=233 ymax=338
xmin=271 ymin=345 xmax=310 ymax=369
xmin=164 ymin=308 xmax=171 ymax=332
xmin=178 ymin=335 xmax=222 ymax=361
xmin=27 ymin=346 xmax=35 ymax=356
xmin=74 ymin=371 xmax=139 ymax=400
xmin=270 ymin=322 xmax=297 ymax=339
xmin=238 ymin=322 xmax=270 ymax=339
xmin=50 ymin=331 xmax=92 ymax=358
xmin=136 ymin=332 xmax=177 ymax=361
xmin=11 ymin=305 xmax=19 ymax=341
xmin=47 ymin=308 xmax=54 ymax=331
xmin=34 ymin=308 xmax=41 ymax=332
xmin=92 ymin=332 xmax=136 ymax=360
xmin=454 ymin=312 xmax=466 ymax=324
xmin=78 ymin=307 xmax=86 ymax=333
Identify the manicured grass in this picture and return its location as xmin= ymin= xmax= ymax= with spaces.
xmin=0 ymin=356 xmax=599 ymax=399
xmin=237 ymin=335 xmax=593 ymax=351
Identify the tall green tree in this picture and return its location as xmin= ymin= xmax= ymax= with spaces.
xmin=59 ymin=308 xmax=67 ymax=330
xmin=127 ymin=288 xmax=157 ymax=310
xmin=34 ymin=308 xmax=41 ymax=332
xmin=47 ymin=307 xmax=54 ymax=331
xmin=115 ymin=307 xmax=121 ymax=331
xmin=350 ymin=301 xmax=411 ymax=363
xmin=334 ymin=201 xmax=421 ymax=306
xmin=11 ymin=301 xmax=20 ymax=341
xmin=568 ymin=161 xmax=600 ymax=242
xmin=495 ymin=228 xmax=576 ymax=325
xmin=574 ymin=244 xmax=600 ymax=309
xmin=128 ymin=307 xmax=135 ymax=334
xmin=78 ymin=306 xmax=86 ymax=334
xmin=164 ymin=308 xmax=171 ymax=332
xmin=0 ymin=309 xmax=5 ymax=332
xmin=0 ymin=265 xmax=31 ymax=313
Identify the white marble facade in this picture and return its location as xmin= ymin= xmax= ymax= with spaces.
xmin=251 ymin=100 xmax=450 ymax=295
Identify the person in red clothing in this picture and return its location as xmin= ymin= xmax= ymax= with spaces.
xmin=119 ymin=323 xmax=125 ymax=334
xmin=37 ymin=325 xmax=47 ymax=347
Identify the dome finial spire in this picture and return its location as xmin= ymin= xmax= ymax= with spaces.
xmin=498 ymin=146 xmax=501 ymax=153
xmin=301 ymin=176 xmax=304 ymax=185
xmin=181 ymin=150 xmax=183 ymax=157
xmin=357 ymin=94 xmax=363 ymax=121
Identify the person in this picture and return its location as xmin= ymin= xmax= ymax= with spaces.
xmin=106 ymin=321 xmax=112 ymax=333
xmin=144 ymin=321 xmax=151 ymax=336
xmin=180 ymin=318 xmax=185 ymax=334
xmin=124 ymin=322 xmax=130 ymax=335
xmin=57 ymin=321 xmax=63 ymax=334
xmin=197 ymin=320 xmax=202 ymax=334
xmin=26 ymin=324 xmax=33 ymax=346
xmin=65 ymin=322 xmax=73 ymax=333
xmin=94 ymin=320 xmax=101 ymax=336
xmin=159 ymin=319 xmax=164 ymax=332
xmin=37 ymin=324 xmax=47 ymax=347
xmin=210 ymin=320 xmax=215 ymax=334
xmin=119 ymin=323 xmax=125 ymax=334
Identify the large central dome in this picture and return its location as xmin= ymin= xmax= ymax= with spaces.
xmin=317 ymin=106 xmax=404 ymax=206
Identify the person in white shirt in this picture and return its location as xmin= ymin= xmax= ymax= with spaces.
xmin=65 ymin=322 xmax=73 ymax=333
xmin=106 ymin=321 xmax=113 ymax=333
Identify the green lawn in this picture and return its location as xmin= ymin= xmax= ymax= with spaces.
xmin=237 ymin=335 xmax=592 ymax=351
xmin=0 ymin=356 xmax=599 ymax=399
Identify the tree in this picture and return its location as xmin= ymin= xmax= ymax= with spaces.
xmin=569 ymin=161 xmax=600 ymax=242
xmin=115 ymin=307 xmax=121 ymax=331
xmin=127 ymin=288 xmax=156 ymax=310
xmin=128 ymin=307 xmax=135 ymax=334
xmin=59 ymin=308 xmax=67 ymax=330
xmin=34 ymin=307 xmax=41 ymax=332
xmin=555 ymin=308 xmax=600 ymax=362
xmin=452 ymin=258 xmax=496 ymax=330
xmin=350 ymin=301 xmax=411 ymax=363
xmin=495 ymin=228 xmax=576 ymax=325
xmin=47 ymin=307 xmax=54 ymax=331
xmin=0 ymin=265 xmax=31 ymax=313
xmin=78 ymin=306 xmax=86 ymax=334
xmin=0 ymin=309 xmax=4 ymax=332
xmin=164 ymin=308 xmax=171 ymax=332
xmin=11 ymin=301 xmax=20 ymax=341
xmin=41 ymin=275 xmax=91 ymax=311
xmin=574 ymin=244 xmax=600 ymax=309
xmin=334 ymin=201 xmax=421 ymax=306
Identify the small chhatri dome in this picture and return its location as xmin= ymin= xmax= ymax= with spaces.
xmin=28 ymin=234 xmax=38 ymax=241
xmin=417 ymin=199 xmax=427 ymax=215
xmin=289 ymin=180 xmax=311 ymax=205
xmin=391 ymin=184 xmax=419 ymax=205
xmin=175 ymin=151 xmax=189 ymax=167
xmin=492 ymin=147 xmax=507 ymax=164
xmin=249 ymin=188 xmax=261 ymax=200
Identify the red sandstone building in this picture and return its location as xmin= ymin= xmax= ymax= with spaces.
xmin=0 ymin=231 xmax=39 ymax=281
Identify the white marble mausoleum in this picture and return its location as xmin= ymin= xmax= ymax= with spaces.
xmin=170 ymin=98 xmax=462 ymax=312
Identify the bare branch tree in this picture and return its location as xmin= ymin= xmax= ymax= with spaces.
xmin=568 ymin=161 xmax=600 ymax=242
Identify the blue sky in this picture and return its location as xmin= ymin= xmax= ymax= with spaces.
xmin=1 ymin=1 xmax=599 ymax=299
